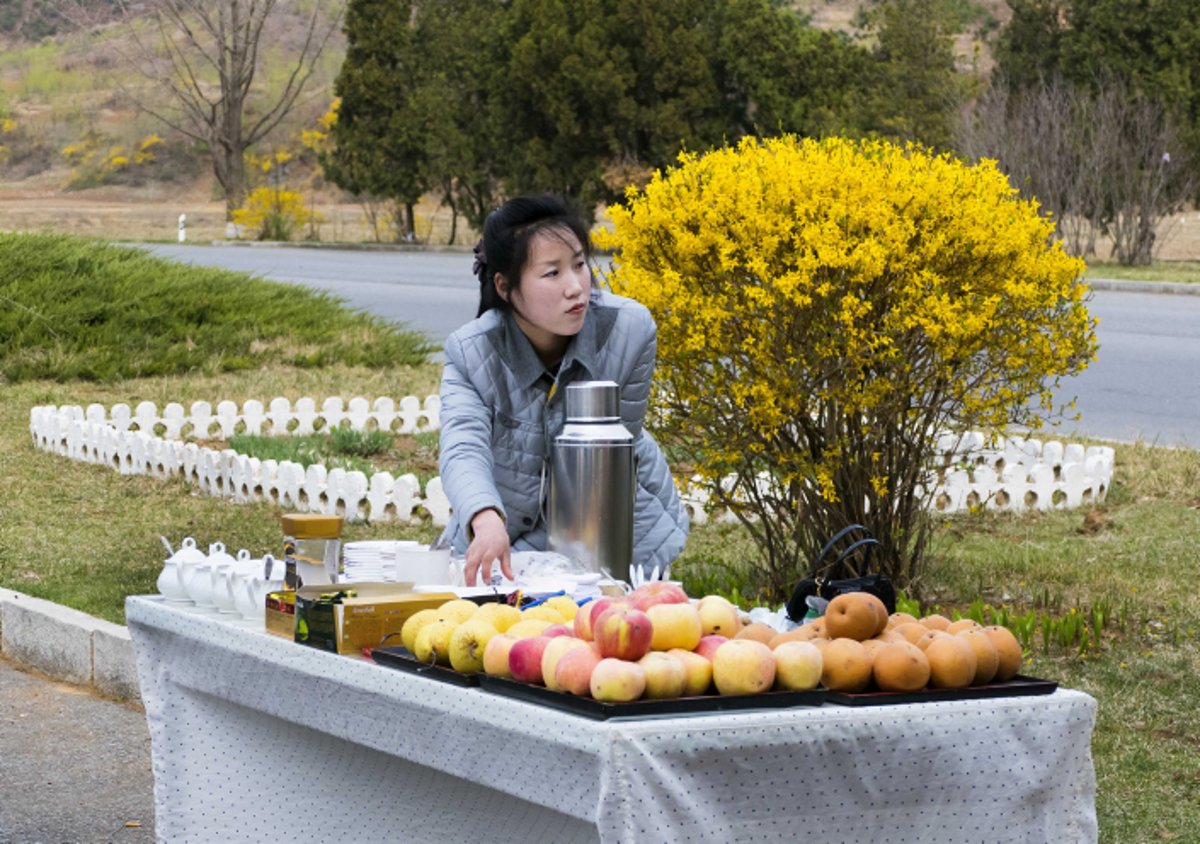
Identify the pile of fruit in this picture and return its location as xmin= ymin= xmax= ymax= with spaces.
xmin=790 ymin=592 xmax=1024 ymax=693
xmin=396 ymin=584 xmax=1024 ymax=703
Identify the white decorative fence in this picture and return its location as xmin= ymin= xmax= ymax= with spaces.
xmin=29 ymin=397 xmax=451 ymax=525
xmin=29 ymin=398 xmax=1114 ymax=526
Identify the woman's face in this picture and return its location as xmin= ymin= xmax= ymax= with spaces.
xmin=498 ymin=227 xmax=590 ymax=360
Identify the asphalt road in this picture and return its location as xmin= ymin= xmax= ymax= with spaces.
xmin=147 ymin=243 xmax=478 ymax=346
xmin=1047 ymin=287 xmax=1199 ymax=448
xmin=145 ymin=243 xmax=1200 ymax=448
xmin=0 ymin=657 xmax=155 ymax=844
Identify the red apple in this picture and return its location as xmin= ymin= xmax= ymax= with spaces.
xmin=694 ymin=634 xmax=728 ymax=661
xmin=555 ymin=643 xmax=604 ymax=696
xmin=542 ymin=624 xmax=574 ymax=638
xmin=575 ymin=597 xmax=623 ymax=641
xmin=593 ymin=605 xmax=654 ymax=661
xmin=629 ymin=581 xmax=689 ymax=612
xmin=508 ymin=635 xmax=553 ymax=685
xmin=542 ymin=637 xmax=589 ymax=691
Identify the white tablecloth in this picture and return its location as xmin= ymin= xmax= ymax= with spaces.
xmin=127 ymin=596 xmax=1098 ymax=843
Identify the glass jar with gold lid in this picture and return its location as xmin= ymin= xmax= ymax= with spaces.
xmin=281 ymin=513 xmax=344 ymax=589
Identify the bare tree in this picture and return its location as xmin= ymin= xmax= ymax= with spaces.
xmin=1090 ymin=83 xmax=1195 ymax=266
xmin=958 ymin=74 xmax=1195 ymax=265
xmin=64 ymin=0 xmax=344 ymax=220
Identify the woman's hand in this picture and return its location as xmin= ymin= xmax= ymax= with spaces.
xmin=465 ymin=508 xmax=514 ymax=586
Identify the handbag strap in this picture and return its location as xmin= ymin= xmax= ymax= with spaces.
xmin=831 ymin=537 xmax=881 ymax=579
xmin=814 ymin=524 xmax=876 ymax=579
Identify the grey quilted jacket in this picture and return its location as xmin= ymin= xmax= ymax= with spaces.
xmin=437 ymin=288 xmax=689 ymax=570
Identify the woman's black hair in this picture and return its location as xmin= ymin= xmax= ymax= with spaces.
xmin=474 ymin=195 xmax=592 ymax=317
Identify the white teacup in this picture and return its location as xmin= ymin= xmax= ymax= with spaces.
xmin=394 ymin=546 xmax=451 ymax=586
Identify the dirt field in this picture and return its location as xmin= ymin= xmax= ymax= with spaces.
xmin=0 ymin=173 xmax=470 ymax=246
xmin=1 ymin=173 xmax=1197 ymax=260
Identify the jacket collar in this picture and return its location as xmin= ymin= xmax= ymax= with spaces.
xmin=500 ymin=290 xmax=616 ymax=389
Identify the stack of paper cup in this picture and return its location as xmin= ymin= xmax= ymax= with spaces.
xmin=342 ymin=540 xmax=420 ymax=583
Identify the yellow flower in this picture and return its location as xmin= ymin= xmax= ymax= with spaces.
xmin=596 ymin=135 xmax=1096 ymax=579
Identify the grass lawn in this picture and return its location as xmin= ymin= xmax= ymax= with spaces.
xmin=2 ymin=367 xmax=1198 ymax=841
xmin=1 ymin=232 xmax=1196 ymax=841
xmin=1085 ymin=260 xmax=1200 ymax=284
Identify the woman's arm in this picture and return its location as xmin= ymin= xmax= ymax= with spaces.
xmin=618 ymin=307 xmax=657 ymax=439
xmin=439 ymin=336 xmax=514 ymax=583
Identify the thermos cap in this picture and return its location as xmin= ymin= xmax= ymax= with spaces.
xmin=565 ymin=381 xmax=620 ymax=421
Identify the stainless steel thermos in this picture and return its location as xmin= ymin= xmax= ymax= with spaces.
xmin=548 ymin=381 xmax=635 ymax=583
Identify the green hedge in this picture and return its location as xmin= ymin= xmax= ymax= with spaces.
xmin=0 ymin=233 xmax=434 ymax=382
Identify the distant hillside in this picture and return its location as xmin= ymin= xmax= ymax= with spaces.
xmin=796 ymin=0 xmax=1013 ymax=73
xmin=0 ymin=0 xmax=122 ymax=41
xmin=0 ymin=0 xmax=1011 ymax=199
xmin=0 ymin=2 xmax=344 ymax=194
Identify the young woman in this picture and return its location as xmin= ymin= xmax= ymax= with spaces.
xmin=437 ymin=195 xmax=689 ymax=585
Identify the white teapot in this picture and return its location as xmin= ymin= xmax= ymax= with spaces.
xmin=207 ymin=543 xmax=244 ymax=614
xmin=157 ymin=537 xmax=206 ymax=603
xmin=236 ymin=554 xmax=285 ymax=623
xmin=182 ymin=547 xmax=220 ymax=610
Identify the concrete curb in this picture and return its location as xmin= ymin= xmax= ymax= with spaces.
xmin=1085 ymin=278 xmax=1200 ymax=295
xmin=206 ymin=239 xmax=475 ymax=254
xmin=0 ymin=589 xmax=140 ymax=706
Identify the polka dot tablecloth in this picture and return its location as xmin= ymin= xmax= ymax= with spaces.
xmin=127 ymin=597 xmax=1098 ymax=843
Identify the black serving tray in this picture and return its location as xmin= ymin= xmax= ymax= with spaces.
xmin=369 ymin=646 xmax=482 ymax=687
xmin=823 ymin=674 xmax=1058 ymax=707
xmin=478 ymin=674 xmax=826 ymax=720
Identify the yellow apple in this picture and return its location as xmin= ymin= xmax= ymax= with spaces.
xmin=473 ymin=602 xmax=522 ymax=633
xmin=448 ymin=619 xmax=498 ymax=674
xmin=697 ymin=595 xmax=743 ymax=638
xmin=521 ymin=604 xmax=566 ymax=625
xmin=711 ymin=639 xmax=776 ymax=695
xmin=400 ymin=608 xmax=439 ymax=653
xmin=772 ymin=641 xmax=823 ymax=691
xmin=637 ymin=652 xmax=687 ymax=699
xmin=544 ymin=595 xmax=580 ymax=621
xmin=412 ymin=619 xmax=456 ymax=666
xmin=436 ymin=598 xmax=480 ymax=625
xmin=646 ymin=602 xmax=703 ymax=652
xmin=482 ymin=633 xmax=518 ymax=678
xmin=667 ymin=648 xmax=713 ymax=696
xmin=590 ymin=658 xmax=646 ymax=703
xmin=506 ymin=618 xmax=553 ymax=639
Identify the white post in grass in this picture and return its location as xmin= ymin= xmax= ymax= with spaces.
xmin=178 ymin=213 xmax=186 ymax=243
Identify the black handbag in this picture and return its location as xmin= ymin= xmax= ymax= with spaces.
xmin=785 ymin=524 xmax=896 ymax=621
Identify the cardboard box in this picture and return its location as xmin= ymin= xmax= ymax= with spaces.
xmin=294 ymin=583 xmax=456 ymax=655
xmin=265 ymin=590 xmax=296 ymax=639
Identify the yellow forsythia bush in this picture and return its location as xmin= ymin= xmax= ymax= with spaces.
xmin=232 ymin=187 xmax=321 ymax=241
xmin=598 ymin=135 xmax=1097 ymax=596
